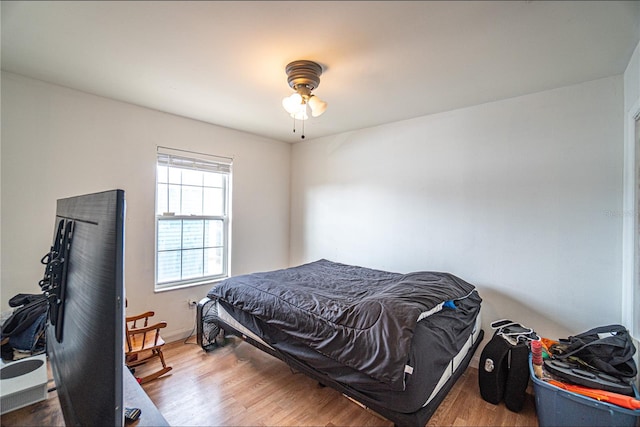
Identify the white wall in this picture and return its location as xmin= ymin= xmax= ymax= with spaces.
xmin=1 ymin=67 xmax=629 ymax=360
xmin=624 ymin=42 xmax=640 ymax=114
xmin=291 ymin=76 xmax=624 ymax=347
xmin=1 ymin=72 xmax=291 ymax=341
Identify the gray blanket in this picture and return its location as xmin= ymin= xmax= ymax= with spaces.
xmin=209 ymin=259 xmax=476 ymax=391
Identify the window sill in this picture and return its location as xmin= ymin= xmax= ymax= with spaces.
xmin=154 ymin=277 xmax=228 ymax=293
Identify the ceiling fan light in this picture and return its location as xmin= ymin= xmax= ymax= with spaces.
xmin=291 ymin=108 xmax=308 ymax=121
xmin=308 ymin=95 xmax=327 ymax=117
xmin=282 ymin=93 xmax=303 ymax=114
xmin=283 ymin=60 xmax=326 ymax=137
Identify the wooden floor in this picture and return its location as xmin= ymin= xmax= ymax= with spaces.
xmin=1 ymin=337 xmax=539 ymax=426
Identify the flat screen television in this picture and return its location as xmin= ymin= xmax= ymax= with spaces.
xmin=43 ymin=189 xmax=126 ymax=426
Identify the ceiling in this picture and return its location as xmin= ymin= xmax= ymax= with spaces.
xmin=2 ymin=1 xmax=639 ymax=143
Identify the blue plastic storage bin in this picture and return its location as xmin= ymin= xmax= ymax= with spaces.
xmin=529 ymin=357 xmax=640 ymax=427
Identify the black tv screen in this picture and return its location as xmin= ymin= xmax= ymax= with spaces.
xmin=45 ymin=189 xmax=125 ymax=426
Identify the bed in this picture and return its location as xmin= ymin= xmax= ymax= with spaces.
xmin=198 ymin=259 xmax=483 ymax=426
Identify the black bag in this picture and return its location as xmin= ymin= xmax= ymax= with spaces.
xmin=503 ymin=343 xmax=529 ymax=412
xmin=1 ymin=294 xmax=48 ymax=360
xmin=1 ymin=294 xmax=47 ymax=340
xmin=478 ymin=332 xmax=529 ymax=412
xmin=479 ymin=333 xmax=510 ymax=404
xmin=553 ymin=324 xmax=637 ymax=379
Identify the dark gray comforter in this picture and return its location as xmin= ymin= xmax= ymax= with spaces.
xmin=208 ymin=259 xmax=476 ymax=391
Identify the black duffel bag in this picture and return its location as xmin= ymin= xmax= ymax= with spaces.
xmin=553 ymin=324 xmax=637 ymax=379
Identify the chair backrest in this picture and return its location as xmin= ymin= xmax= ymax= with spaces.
xmin=123 ymin=308 xmax=172 ymax=384
xmin=125 ymin=312 xmax=166 ymax=353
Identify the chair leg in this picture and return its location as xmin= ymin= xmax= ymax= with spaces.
xmin=138 ymin=366 xmax=173 ymax=384
xmin=156 ymin=348 xmax=169 ymax=368
xmin=133 ymin=349 xmax=172 ymax=384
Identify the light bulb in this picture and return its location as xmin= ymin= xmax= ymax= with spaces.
xmin=282 ymin=93 xmax=303 ymax=115
xmin=290 ymin=104 xmax=308 ymax=120
xmin=308 ymin=95 xmax=327 ymax=117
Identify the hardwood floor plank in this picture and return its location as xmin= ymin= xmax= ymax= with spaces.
xmin=1 ymin=337 xmax=539 ymax=426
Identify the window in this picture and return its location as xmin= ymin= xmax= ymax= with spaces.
xmin=155 ymin=147 xmax=232 ymax=291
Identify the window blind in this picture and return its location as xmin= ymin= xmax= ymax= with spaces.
xmin=157 ymin=147 xmax=232 ymax=173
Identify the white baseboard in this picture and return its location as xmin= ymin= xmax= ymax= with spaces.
xmin=164 ymin=327 xmax=197 ymax=345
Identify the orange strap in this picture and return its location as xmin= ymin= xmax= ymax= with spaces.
xmin=547 ymin=379 xmax=640 ymax=410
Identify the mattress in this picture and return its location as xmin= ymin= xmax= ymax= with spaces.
xmin=205 ymin=259 xmax=484 ymax=425
xmin=210 ymin=259 xmax=479 ymax=392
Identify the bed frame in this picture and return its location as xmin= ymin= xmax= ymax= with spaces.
xmin=197 ymin=296 xmax=484 ymax=427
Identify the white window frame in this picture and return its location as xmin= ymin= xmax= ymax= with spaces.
xmin=155 ymin=147 xmax=232 ymax=291
xmin=622 ymin=99 xmax=640 ymax=342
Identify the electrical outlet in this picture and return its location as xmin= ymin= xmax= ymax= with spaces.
xmin=187 ymin=298 xmax=198 ymax=308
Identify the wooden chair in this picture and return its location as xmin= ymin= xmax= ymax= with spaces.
xmin=125 ymin=310 xmax=172 ymax=384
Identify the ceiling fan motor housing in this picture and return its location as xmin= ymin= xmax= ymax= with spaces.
xmin=286 ymin=60 xmax=323 ymax=92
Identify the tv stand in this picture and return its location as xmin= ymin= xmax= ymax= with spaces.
xmin=124 ymin=369 xmax=168 ymax=426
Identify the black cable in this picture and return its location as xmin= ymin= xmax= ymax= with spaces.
xmin=183 ymin=309 xmax=198 ymax=345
